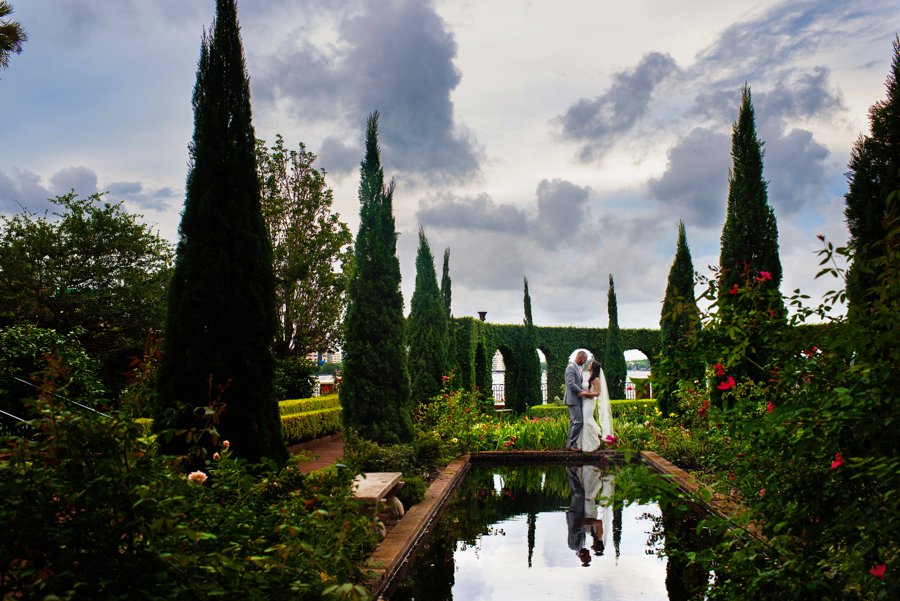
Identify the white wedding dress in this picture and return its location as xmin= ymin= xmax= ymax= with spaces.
xmin=579 ymin=368 xmax=614 ymax=451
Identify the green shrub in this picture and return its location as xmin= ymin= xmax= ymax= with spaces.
xmin=396 ymin=475 xmax=427 ymax=508
xmin=279 ymin=393 xmax=340 ymax=416
xmin=342 ymin=429 xmax=418 ymax=475
xmin=525 ymin=404 xmax=567 ymax=418
xmin=274 ymin=355 xmax=317 ymax=401
xmin=1 ymin=380 xmax=377 ymax=599
xmin=281 ymin=407 xmax=342 ymax=445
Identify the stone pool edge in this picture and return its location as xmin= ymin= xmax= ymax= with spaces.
xmin=363 ymin=449 xmax=692 ymax=599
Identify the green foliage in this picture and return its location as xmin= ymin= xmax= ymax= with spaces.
xmin=341 ymin=112 xmax=412 ymax=444
xmin=0 ymin=192 xmax=174 ymax=392
xmin=0 ymin=324 xmax=105 ymax=423
xmin=396 ymin=475 xmax=427 ymax=508
xmin=440 ymin=248 xmax=457 ymax=386
xmin=257 ymin=134 xmax=353 ymax=359
xmin=507 ymin=278 xmax=541 ymax=413
xmin=274 ymin=354 xmax=317 ymax=401
xmin=656 ymin=221 xmax=703 ymax=416
xmin=408 ymin=228 xmax=449 ymax=405
xmin=281 ymin=407 xmax=342 ymax=445
xmin=155 ymin=0 xmax=286 ymax=466
xmin=716 ymin=85 xmax=785 ymax=391
xmin=0 ymin=1 xmax=26 ymax=70
xmin=657 ymin=217 xmax=900 ymax=598
xmin=603 ymin=275 xmax=627 ymax=398
xmin=1 ymin=368 xmax=377 ymax=599
xmin=279 ymin=393 xmax=340 ymax=415
xmin=844 ymin=36 xmax=900 ymax=321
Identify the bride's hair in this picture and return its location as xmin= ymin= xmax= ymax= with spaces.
xmin=588 ymin=361 xmax=602 ymax=386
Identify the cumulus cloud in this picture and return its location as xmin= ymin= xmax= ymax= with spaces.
xmin=647 ymin=128 xmax=730 ymax=228
xmin=554 ymin=52 xmax=678 ymax=161
xmin=106 ymin=181 xmax=179 ymax=212
xmin=256 ymin=0 xmax=482 ymax=182
xmin=49 ymin=166 xmax=99 ymax=196
xmin=417 ymin=192 xmax=526 ymax=233
xmin=318 ymin=136 xmax=361 ymax=176
xmin=0 ymin=169 xmax=54 ymax=214
xmin=532 ymin=179 xmax=593 ymax=249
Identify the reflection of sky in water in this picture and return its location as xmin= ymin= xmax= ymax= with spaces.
xmin=451 ymin=504 xmax=667 ymax=600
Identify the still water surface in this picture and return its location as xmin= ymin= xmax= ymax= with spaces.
xmin=388 ymin=464 xmax=673 ymax=600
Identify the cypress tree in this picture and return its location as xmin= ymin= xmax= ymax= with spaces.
xmin=717 ymin=85 xmax=784 ymax=394
xmin=341 ymin=112 xmax=413 ymax=444
xmin=845 ymin=37 xmax=900 ymax=321
xmin=604 ymin=274 xmax=627 ymax=399
xmin=155 ymin=0 xmax=286 ymax=466
xmin=408 ymin=228 xmax=449 ymax=404
xmin=509 ymin=277 xmax=541 ymax=413
xmin=656 ymin=222 xmax=703 ymax=416
xmin=440 ymin=247 xmax=457 ymax=379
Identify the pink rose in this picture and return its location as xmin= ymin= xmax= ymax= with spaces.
xmin=213 ymin=452 xmax=220 ymax=460
xmin=222 ymin=440 xmax=230 ymax=449
xmin=188 ymin=470 xmax=208 ymax=484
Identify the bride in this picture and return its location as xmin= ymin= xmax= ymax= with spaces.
xmin=579 ymin=361 xmax=614 ymax=452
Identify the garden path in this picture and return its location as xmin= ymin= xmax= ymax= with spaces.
xmin=289 ymin=432 xmax=344 ymax=474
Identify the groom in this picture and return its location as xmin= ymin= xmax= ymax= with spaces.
xmin=565 ymin=350 xmax=588 ymax=451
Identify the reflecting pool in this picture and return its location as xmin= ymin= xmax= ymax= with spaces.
xmin=387 ymin=463 xmax=702 ymax=601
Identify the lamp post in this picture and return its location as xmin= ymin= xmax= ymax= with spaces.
xmin=478 ymin=311 xmax=487 ymax=321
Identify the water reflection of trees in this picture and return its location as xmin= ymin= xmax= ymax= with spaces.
xmin=389 ymin=463 xmax=711 ymax=600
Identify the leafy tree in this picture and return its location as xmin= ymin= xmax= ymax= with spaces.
xmin=716 ymin=85 xmax=784 ymax=399
xmin=603 ymin=274 xmax=627 ymax=398
xmin=0 ymin=1 xmax=26 ymax=70
xmin=256 ymin=135 xmax=353 ymax=360
xmin=508 ymin=277 xmax=542 ymax=413
xmin=408 ymin=228 xmax=448 ymax=404
xmin=0 ymin=192 xmax=173 ymax=389
xmin=341 ymin=112 xmax=413 ymax=444
xmin=845 ymin=36 xmax=900 ymax=322
xmin=154 ymin=0 xmax=287 ymax=466
xmin=655 ymin=222 xmax=703 ymax=416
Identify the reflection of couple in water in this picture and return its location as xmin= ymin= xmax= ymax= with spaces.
xmin=566 ymin=465 xmax=615 ymax=567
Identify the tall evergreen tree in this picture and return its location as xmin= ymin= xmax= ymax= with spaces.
xmin=845 ymin=37 xmax=900 ymax=321
xmin=717 ymin=85 xmax=784 ymax=393
xmin=604 ymin=274 xmax=627 ymax=399
xmin=408 ymin=228 xmax=449 ymax=404
xmin=509 ymin=277 xmax=541 ymax=413
xmin=655 ymin=222 xmax=703 ymax=416
xmin=440 ymin=247 xmax=457 ymax=378
xmin=341 ymin=112 xmax=413 ymax=443
xmin=155 ymin=0 xmax=286 ymax=466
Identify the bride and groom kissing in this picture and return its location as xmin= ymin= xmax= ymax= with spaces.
xmin=565 ymin=350 xmax=614 ymax=452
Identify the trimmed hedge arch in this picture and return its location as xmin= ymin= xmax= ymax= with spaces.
xmin=450 ymin=317 xmax=661 ymax=404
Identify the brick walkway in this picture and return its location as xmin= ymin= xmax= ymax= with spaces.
xmin=289 ymin=432 xmax=345 ymax=474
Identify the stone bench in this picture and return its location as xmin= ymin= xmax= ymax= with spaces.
xmin=353 ymin=472 xmax=405 ymax=518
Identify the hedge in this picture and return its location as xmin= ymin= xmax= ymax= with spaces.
xmin=279 ymin=394 xmax=340 ymax=416
xmin=525 ymin=399 xmax=658 ymax=421
xmin=281 ymin=407 xmax=342 ymax=445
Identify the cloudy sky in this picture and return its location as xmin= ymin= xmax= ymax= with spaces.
xmin=2 ymin=0 xmax=898 ymax=337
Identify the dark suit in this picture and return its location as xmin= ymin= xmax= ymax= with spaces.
xmin=564 ymin=360 xmax=584 ymax=449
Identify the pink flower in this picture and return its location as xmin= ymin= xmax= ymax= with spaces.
xmin=604 ymin=435 xmax=617 ymax=445
xmin=187 ymin=470 xmax=208 ymax=484
xmin=759 ymin=487 xmax=766 ymax=497
xmin=442 ymin=375 xmax=450 ymax=382
xmin=869 ymin=564 xmax=887 ymax=579
xmin=716 ymin=376 xmax=736 ymax=391
xmin=831 ymin=452 xmax=844 ymax=469
xmin=222 ymin=440 xmax=230 ymax=449
xmin=757 ymin=271 xmax=772 ymax=282
xmin=729 ymin=284 xmax=740 ymax=295
xmin=767 ymin=401 xmax=774 ymax=413
xmin=714 ymin=363 xmax=725 ymax=376
xmin=213 ymin=452 xmax=220 ymax=460
xmin=698 ymin=400 xmax=709 ymax=418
